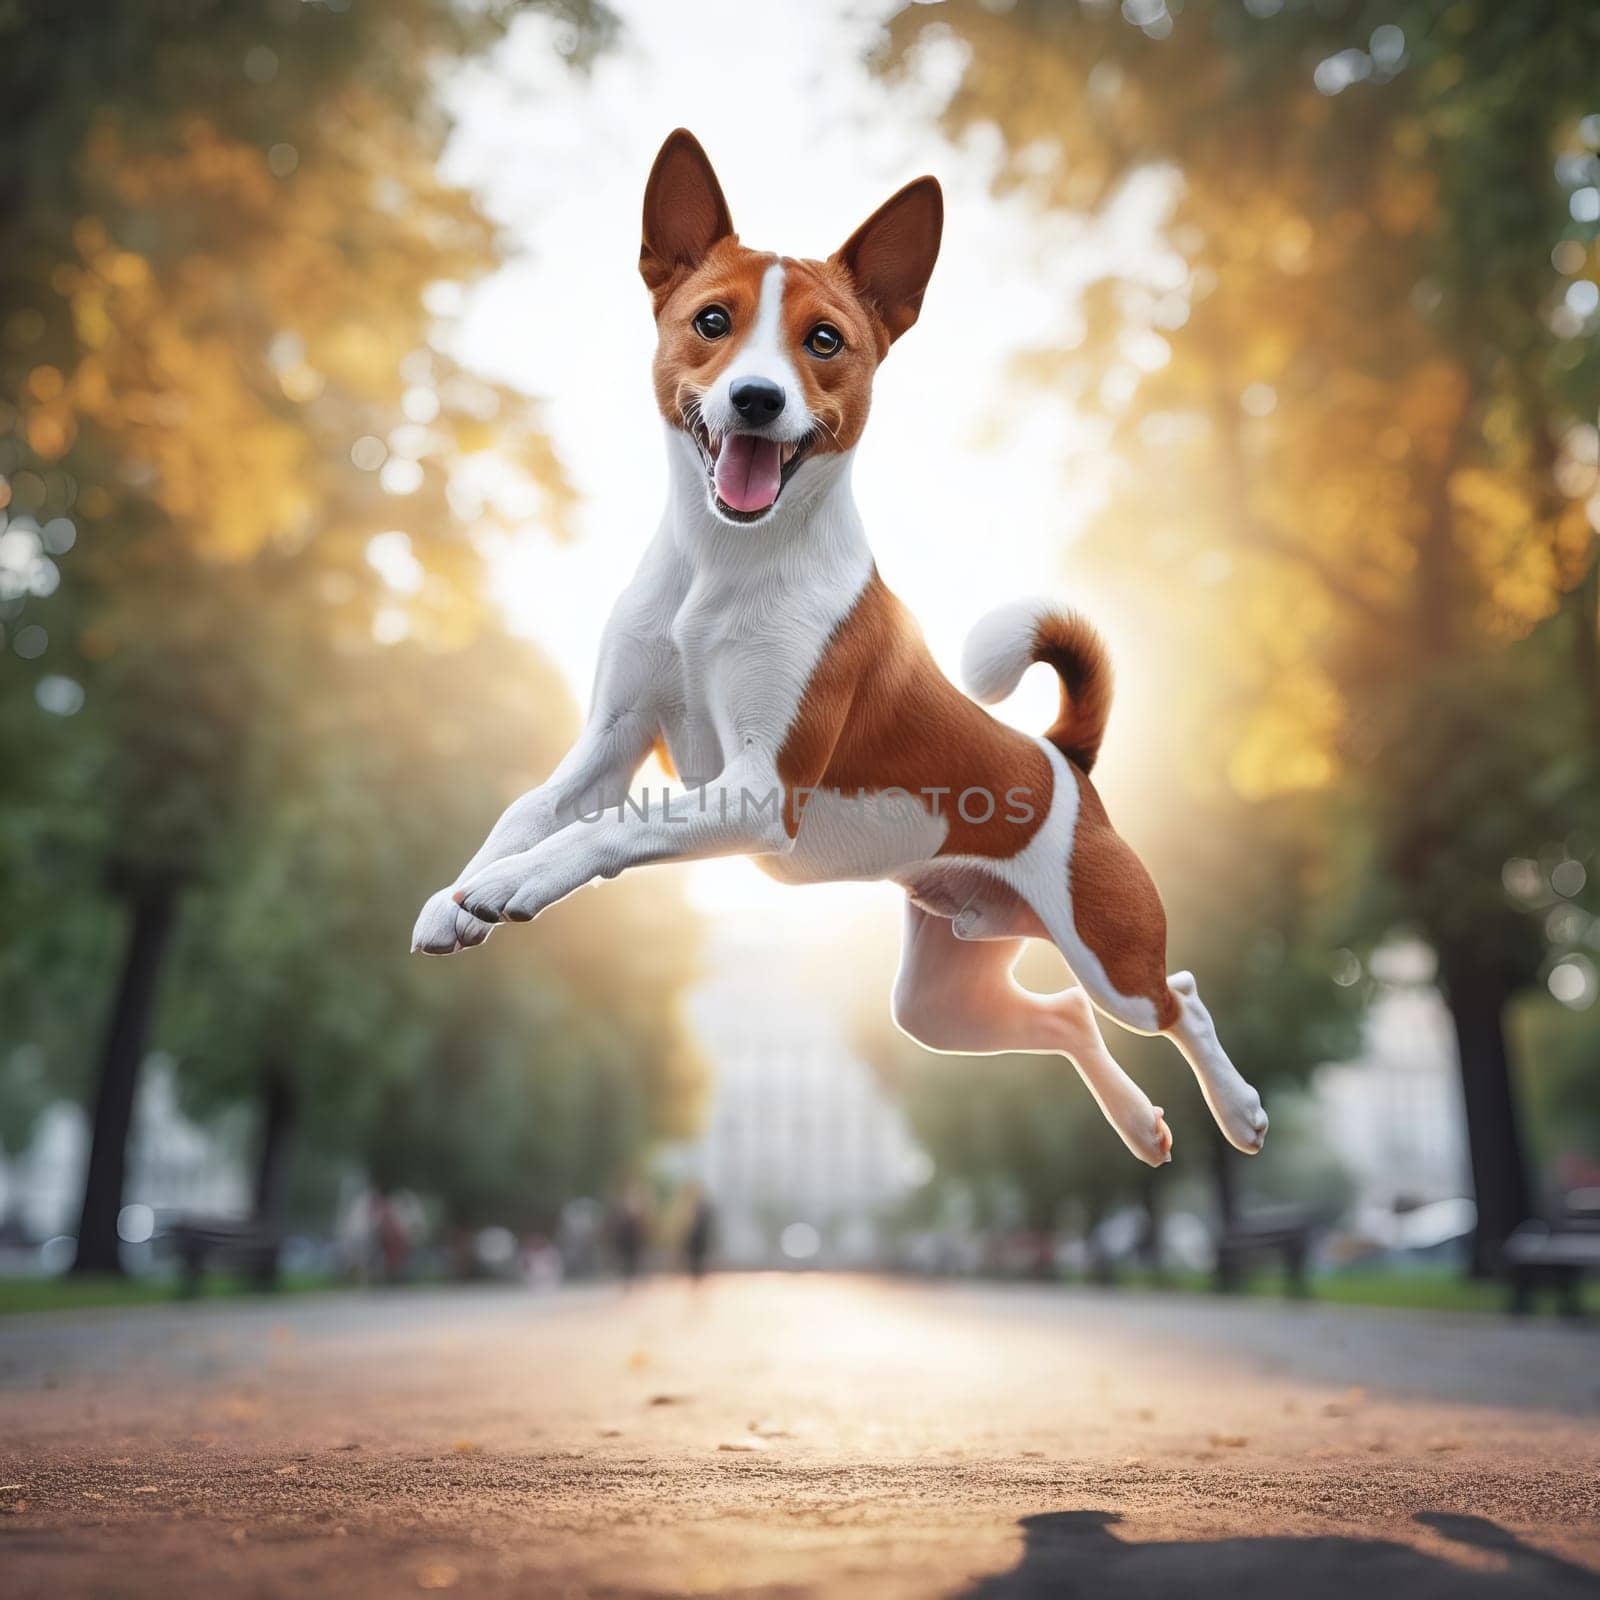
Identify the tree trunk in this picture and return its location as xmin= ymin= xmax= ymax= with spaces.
xmin=1437 ymin=946 xmax=1532 ymax=1278
xmin=72 ymin=877 xmax=180 ymax=1275
xmin=1212 ymin=1125 xmax=1239 ymax=1230
xmin=251 ymin=1058 xmax=297 ymax=1289
xmin=1139 ymin=1167 xmax=1165 ymax=1281
xmin=1212 ymin=1126 xmax=1241 ymax=1290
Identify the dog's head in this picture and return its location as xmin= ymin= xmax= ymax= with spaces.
xmin=641 ymin=129 xmax=942 ymax=526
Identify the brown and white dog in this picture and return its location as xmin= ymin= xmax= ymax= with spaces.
xmin=412 ymin=130 xmax=1268 ymax=1167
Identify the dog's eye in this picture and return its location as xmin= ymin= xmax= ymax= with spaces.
xmin=804 ymin=323 xmax=843 ymax=358
xmin=693 ymin=305 xmax=731 ymax=340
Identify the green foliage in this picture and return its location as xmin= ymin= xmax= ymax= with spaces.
xmin=0 ymin=0 xmax=699 ymax=1230
xmin=882 ymin=0 xmax=1600 ymax=1221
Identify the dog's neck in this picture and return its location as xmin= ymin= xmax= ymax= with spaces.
xmin=660 ymin=423 xmax=872 ymax=583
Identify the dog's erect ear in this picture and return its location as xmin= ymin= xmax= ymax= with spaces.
xmin=640 ymin=130 xmax=734 ymax=302
xmin=832 ymin=177 xmax=943 ymax=345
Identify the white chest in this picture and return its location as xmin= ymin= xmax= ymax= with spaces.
xmin=640 ymin=440 xmax=874 ymax=782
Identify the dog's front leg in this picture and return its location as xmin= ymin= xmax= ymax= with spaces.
xmin=412 ymin=710 xmax=656 ymax=953
xmin=453 ymin=747 xmax=793 ymax=926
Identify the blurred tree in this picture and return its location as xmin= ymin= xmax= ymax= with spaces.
xmin=161 ymin=623 xmax=703 ymax=1243
xmin=1512 ymin=989 xmax=1600 ymax=1196
xmin=886 ymin=0 xmax=1600 ymax=1272
xmin=0 ymin=0 xmax=704 ymax=1270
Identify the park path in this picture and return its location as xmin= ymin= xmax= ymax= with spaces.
xmin=3 ymin=1275 xmax=1598 ymax=1597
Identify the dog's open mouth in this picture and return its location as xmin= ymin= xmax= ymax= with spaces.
xmin=688 ymin=420 xmax=812 ymax=522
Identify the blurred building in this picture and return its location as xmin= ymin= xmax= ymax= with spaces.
xmin=1312 ymin=942 xmax=1474 ymax=1243
xmin=675 ymin=923 xmax=931 ymax=1268
xmin=0 ymin=1055 xmax=247 ymax=1248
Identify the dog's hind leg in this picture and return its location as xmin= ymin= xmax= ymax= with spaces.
xmin=1163 ymin=971 xmax=1268 ymax=1154
xmin=890 ymin=901 xmax=1172 ymax=1167
xmin=1043 ymin=766 xmax=1268 ymax=1154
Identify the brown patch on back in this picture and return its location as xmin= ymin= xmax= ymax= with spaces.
xmin=777 ymin=572 xmax=1054 ymax=857
xmin=1067 ymin=767 xmax=1178 ymax=1028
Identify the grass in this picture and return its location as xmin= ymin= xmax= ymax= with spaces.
xmin=1085 ymin=1264 xmax=1600 ymax=1317
xmin=0 ymin=1271 xmax=348 ymax=1317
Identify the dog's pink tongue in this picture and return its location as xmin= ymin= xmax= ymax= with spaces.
xmin=714 ymin=434 xmax=782 ymax=514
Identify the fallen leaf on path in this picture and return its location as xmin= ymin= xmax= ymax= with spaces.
xmin=1209 ymin=1434 xmax=1248 ymax=1448
xmin=451 ymin=1440 xmax=481 ymax=1455
xmin=717 ymin=1437 xmax=767 ymax=1452
xmin=417 ymin=1562 xmax=459 ymax=1590
xmin=597 ymin=1427 xmax=623 ymax=1438
xmin=1019 ymin=1449 xmax=1046 ymax=1458
xmin=747 ymin=1420 xmax=791 ymax=1439
xmin=648 ymin=1394 xmax=691 ymax=1407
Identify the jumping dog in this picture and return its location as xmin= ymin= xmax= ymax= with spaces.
xmin=412 ymin=131 xmax=1269 ymax=1168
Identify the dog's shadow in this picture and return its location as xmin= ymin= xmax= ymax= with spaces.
xmin=960 ymin=1509 xmax=1598 ymax=1599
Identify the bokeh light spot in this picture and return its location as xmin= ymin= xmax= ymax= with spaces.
xmin=1548 ymin=957 xmax=1596 ymax=1009
xmin=1550 ymin=858 xmax=1587 ymax=898
xmin=35 ymin=675 xmax=84 ymax=716
xmin=116 ymin=1203 xmax=155 ymax=1245
xmin=13 ymin=622 xmax=46 ymax=659
xmin=380 ymin=457 xmax=424 ymax=495
xmin=780 ymin=1222 xmax=820 ymax=1261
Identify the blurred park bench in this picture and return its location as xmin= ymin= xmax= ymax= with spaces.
xmin=166 ymin=1218 xmax=282 ymax=1297
xmin=1214 ymin=1209 xmax=1312 ymax=1297
xmin=1503 ymin=1190 xmax=1600 ymax=1317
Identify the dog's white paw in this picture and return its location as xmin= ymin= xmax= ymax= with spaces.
xmin=456 ymin=846 xmax=585 ymax=926
xmin=411 ymin=887 xmax=494 ymax=955
xmin=455 ymin=852 xmax=541 ymax=926
xmin=1118 ymin=1103 xmax=1173 ymax=1169
xmin=1216 ymin=1084 xmax=1269 ymax=1155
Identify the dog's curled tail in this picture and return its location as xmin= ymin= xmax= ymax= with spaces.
xmin=961 ymin=598 xmax=1114 ymax=774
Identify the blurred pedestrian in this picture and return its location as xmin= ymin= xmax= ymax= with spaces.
xmin=521 ymin=1232 xmax=564 ymax=1293
xmin=375 ymin=1191 xmax=413 ymax=1284
xmin=682 ymin=1182 xmax=715 ymax=1281
xmin=610 ymin=1181 xmax=648 ymax=1286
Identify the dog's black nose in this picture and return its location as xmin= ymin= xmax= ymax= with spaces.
xmin=730 ymin=377 xmax=785 ymax=423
